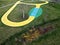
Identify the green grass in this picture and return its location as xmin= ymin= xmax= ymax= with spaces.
xmin=0 ymin=0 xmax=60 ymax=45
xmin=1 ymin=18 xmax=60 ymax=45
xmin=32 ymin=28 xmax=60 ymax=45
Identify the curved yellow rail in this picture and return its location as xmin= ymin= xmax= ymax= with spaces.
xmin=1 ymin=1 xmax=48 ymax=27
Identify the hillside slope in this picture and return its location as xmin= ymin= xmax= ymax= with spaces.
xmin=0 ymin=1 xmax=60 ymax=44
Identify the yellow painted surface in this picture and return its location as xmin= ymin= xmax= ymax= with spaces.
xmin=1 ymin=1 xmax=48 ymax=27
xmin=1 ymin=1 xmax=35 ymax=27
xmin=36 ymin=1 xmax=49 ymax=8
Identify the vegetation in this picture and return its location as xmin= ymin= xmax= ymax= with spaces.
xmin=1 ymin=18 xmax=60 ymax=45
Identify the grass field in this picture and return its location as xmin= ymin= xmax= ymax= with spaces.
xmin=0 ymin=0 xmax=60 ymax=45
xmin=1 ymin=18 xmax=60 ymax=45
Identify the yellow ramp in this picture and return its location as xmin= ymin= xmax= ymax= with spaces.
xmin=1 ymin=1 xmax=35 ymax=27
